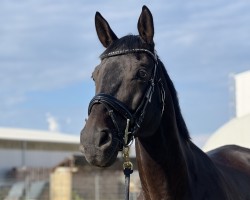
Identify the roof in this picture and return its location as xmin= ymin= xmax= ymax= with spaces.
xmin=234 ymin=70 xmax=250 ymax=79
xmin=203 ymin=114 xmax=250 ymax=151
xmin=0 ymin=127 xmax=79 ymax=144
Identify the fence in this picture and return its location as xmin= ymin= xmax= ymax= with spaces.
xmin=0 ymin=167 xmax=141 ymax=200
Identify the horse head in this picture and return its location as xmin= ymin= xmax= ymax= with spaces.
xmin=80 ymin=6 xmax=164 ymax=167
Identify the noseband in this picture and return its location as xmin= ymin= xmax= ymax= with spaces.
xmin=88 ymin=48 xmax=165 ymax=148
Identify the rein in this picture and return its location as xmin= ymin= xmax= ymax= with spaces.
xmin=88 ymin=48 xmax=164 ymax=200
xmin=123 ymin=119 xmax=133 ymax=200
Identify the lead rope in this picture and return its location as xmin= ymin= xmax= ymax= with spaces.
xmin=123 ymin=119 xmax=133 ymax=200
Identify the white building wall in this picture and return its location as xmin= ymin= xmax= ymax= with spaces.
xmin=0 ymin=149 xmax=77 ymax=177
xmin=235 ymin=70 xmax=250 ymax=118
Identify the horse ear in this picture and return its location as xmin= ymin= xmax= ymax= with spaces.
xmin=137 ymin=5 xmax=154 ymax=44
xmin=95 ymin=12 xmax=118 ymax=48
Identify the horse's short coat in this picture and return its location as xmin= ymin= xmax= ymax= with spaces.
xmin=80 ymin=5 xmax=250 ymax=200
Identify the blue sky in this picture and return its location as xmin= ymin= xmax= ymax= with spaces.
xmin=0 ymin=0 xmax=250 ymax=147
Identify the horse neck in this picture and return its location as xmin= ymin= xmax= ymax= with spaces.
xmin=135 ymin=62 xmax=192 ymax=199
xmin=135 ymin=104 xmax=191 ymax=200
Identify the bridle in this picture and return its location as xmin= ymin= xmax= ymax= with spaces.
xmin=88 ymin=48 xmax=165 ymax=200
xmin=88 ymin=48 xmax=165 ymax=148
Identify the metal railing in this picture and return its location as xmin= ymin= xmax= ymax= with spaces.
xmin=0 ymin=169 xmax=141 ymax=200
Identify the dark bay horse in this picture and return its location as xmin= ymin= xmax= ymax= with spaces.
xmin=80 ymin=5 xmax=250 ymax=200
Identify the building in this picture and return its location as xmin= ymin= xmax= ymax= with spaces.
xmin=235 ymin=70 xmax=250 ymax=118
xmin=203 ymin=114 xmax=250 ymax=151
xmin=203 ymin=70 xmax=250 ymax=151
xmin=0 ymin=127 xmax=80 ymax=178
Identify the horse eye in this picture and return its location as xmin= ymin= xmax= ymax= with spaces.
xmin=137 ymin=69 xmax=148 ymax=79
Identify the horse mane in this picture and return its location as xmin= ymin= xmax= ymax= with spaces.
xmin=158 ymin=59 xmax=191 ymax=141
xmin=101 ymin=35 xmax=190 ymax=141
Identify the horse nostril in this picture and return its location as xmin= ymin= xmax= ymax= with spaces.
xmin=99 ymin=131 xmax=111 ymax=147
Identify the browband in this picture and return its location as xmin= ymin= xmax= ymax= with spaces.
xmin=100 ymin=48 xmax=158 ymax=64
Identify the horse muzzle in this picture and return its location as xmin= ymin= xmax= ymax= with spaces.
xmin=80 ymin=124 xmax=120 ymax=167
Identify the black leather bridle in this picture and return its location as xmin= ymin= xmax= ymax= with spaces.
xmin=88 ymin=48 xmax=165 ymax=149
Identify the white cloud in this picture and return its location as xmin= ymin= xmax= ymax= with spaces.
xmin=0 ymin=0 xmax=97 ymax=109
xmin=46 ymin=113 xmax=60 ymax=132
